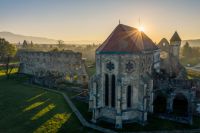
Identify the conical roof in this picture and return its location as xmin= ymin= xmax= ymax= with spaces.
xmin=170 ymin=31 xmax=181 ymax=42
xmin=96 ymin=24 xmax=158 ymax=54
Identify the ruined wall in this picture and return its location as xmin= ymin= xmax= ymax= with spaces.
xmin=18 ymin=51 xmax=88 ymax=84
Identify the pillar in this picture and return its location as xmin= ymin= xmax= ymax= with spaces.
xmin=115 ymin=85 xmax=122 ymax=128
xmin=167 ymin=94 xmax=174 ymax=113
xmin=91 ymin=82 xmax=99 ymax=123
xmin=150 ymin=92 xmax=154 ymax=113
xmin=142 ymin=84 xmax=148 ymax=125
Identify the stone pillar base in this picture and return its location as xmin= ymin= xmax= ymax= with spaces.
xmin=115 ymin=115 xmax=122 ymax=129
xmin=91 ymin=118 xmax=97 ymax=123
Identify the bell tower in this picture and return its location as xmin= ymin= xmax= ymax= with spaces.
xmin=170 ymin=31 xmax=181 ymax=59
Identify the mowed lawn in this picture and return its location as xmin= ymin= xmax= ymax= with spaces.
xmin=0 ymin=76 xmax=90 ymax=133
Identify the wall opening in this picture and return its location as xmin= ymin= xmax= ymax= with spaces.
xmin=105 ymin=74 xmax=109 ymax=106
xmin=111 ymin=74 xmax=115 ymax=107
xmin=173 ymin=94 xmax=188 ymax=116
xmin=153 ymin=94 xmax=167 ymax=113
xmin=127 ymin=85 xmax=132 ymax=108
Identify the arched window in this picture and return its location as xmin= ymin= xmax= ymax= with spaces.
xmin=127 ymin=85 xmax=132 ymax=108
xmin=105 ymin=74 xmax=109 ymax=106
xmin=111 ymin=75 xmax=116 ymax=107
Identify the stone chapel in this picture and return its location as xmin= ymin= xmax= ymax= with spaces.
xmin=89 ymin=24 xmax=160 ymax=128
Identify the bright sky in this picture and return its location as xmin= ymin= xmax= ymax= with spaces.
xmin=0 ymin=0 xmax=200 ymax=43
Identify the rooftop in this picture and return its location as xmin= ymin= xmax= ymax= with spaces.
xmin=170 ymin=31 xmax=181 ymax=42
xmin=96 ymin=24 xmax=158 ymax=54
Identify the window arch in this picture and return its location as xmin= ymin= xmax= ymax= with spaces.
xmin=105 ymin=74 xmax=109 ymax=106
xmin=173 ymin=93 xmax=188 ymax=116
xmin=127 ymin=85 xmax=132 ymax=108
xmin=111 ymin=75 xmax=116 ymax=107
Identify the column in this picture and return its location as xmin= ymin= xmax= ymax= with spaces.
xmin=150 ymin=92 xmax=154 ymax=113
xmin=142 ymin=84 xmax=147 ymax=125
xmin=115 ymin=85 xmax=122 ymax=128
xmin=91 ymin=82 xmax=99 ymax=123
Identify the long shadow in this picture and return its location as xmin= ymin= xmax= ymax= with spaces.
xmin=58 ymin=113 xmax=86 ymax=133
xmin=23 ymin=99 xmax=50 ymax=112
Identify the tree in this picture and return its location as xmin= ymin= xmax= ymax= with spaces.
xmin=51 ymin=47 xmax=59 ymax=52
xmin=57 ymin=40 xmax=65 ymax=49
xmin=0 ymin=38 xmax=17 ymax=78
xmin=22 ymin=40 xmax=28 ymax=48
xmin=182 ymin=42 xmax=192 ymax=57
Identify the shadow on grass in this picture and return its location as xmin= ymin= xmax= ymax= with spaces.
xmin=0 ymin=75 xmax=86 ymax=133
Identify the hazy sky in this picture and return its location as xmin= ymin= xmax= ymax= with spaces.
xmin=0 ymin=0 xmax=200 ymax=43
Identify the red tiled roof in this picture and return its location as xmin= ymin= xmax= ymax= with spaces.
xmin=96 ymin=24 xmax=158 ymax=54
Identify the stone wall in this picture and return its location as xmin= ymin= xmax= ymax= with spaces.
xmin=18 ymin=51 xmax=88 ymax=85
xmin=89 ymin=51 xmax=156 ymax=128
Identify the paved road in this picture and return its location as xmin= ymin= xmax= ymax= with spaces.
xmin=186 ymin=63 xmax=200 ymax=72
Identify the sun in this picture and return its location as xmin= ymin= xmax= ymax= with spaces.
xmin=139 ymin=26 xmax=145 ymax=32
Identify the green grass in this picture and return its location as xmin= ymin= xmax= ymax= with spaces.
xmin=0 ymin=67 xmax=18 ymax=76
xmin=1 ymin=71 xmax=200 ymax=132
xmin=180 ymin=57 xmax=200 ymax=67
xmin=62 ymin=85 xmax=200 ymax=132
xmin=187 ymin=69 xmax=200 ymax=79
xmin=97 ymin=115 xmax=200 ymax=132
xmin=72 ymin=99 xmax=92 ymax=121
xmin=65 ymin=89 xmax=200 ymax=132
xmin=86 ymin=67 xmax=96 ymax=77
xmin=0 ymin=75 xmax=92 ymax=133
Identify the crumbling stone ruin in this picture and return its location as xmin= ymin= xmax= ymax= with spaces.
xmin=158 ymin=34 xmax=187 ymax=79
xmin=153 ymin=33 xmax=200 ymax=124
xmin=18 ymin=50 xmax=88 ymax=87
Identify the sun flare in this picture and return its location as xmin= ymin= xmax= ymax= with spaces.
xmin=139 ymin=26 xmax=145 ymax=32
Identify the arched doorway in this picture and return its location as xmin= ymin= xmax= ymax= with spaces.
xmin=153 ymin=94 xmax=167 ymax=113
xmin=173 ymin=93 xmax=188 ymax=116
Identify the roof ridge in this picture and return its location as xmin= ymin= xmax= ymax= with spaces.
xmin=170 ymin=31 xmax=181 ymax=42
xmin=96 ymin=24 xmax=158 ymax=54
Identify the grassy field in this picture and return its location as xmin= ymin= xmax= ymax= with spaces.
xmin=187 ymin=69 xmax=200 ymax=79
xmin=180 ymin=57 xmax=200 ymax=67
xmin=1 ymin=67 xmax=200 ymax=132
xmin=0 ymin=75 xmax=92 ymax=133
xmin=61 ymin=89 xmax=200 ymax=132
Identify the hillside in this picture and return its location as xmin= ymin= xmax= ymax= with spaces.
xmin=0 ymin=31 xmax=57 ymax=44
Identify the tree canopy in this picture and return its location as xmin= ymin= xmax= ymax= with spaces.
xmin=0 ymin=38 xmax=17 ymax=78
xmin=182 ymin=42 xmax=192 ymax=57
xmin=0 ymin=38 xmax=16 ymax=58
